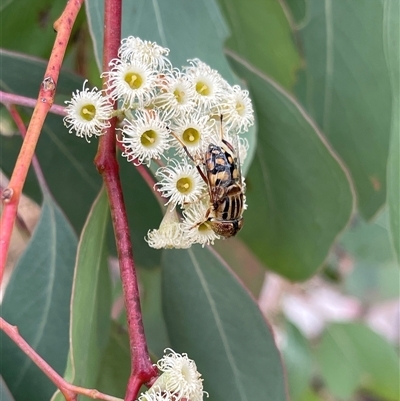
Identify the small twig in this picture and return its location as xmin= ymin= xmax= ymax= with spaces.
xmin=0 ymin=0 xmax=84 ymax=284
xmin=0 ymin=90 xmax=66 ymax=116
xmin=0 ymin=318 xmax=123 ymax=401
xmin=94 ymin=1 xmax=158 ymax=400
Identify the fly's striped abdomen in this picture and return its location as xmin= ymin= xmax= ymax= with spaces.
xmin=212 ymin=185 xmax=243 ymax=221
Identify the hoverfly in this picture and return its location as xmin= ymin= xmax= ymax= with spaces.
xmin=173 ymin=116 xmax=245 ymax=238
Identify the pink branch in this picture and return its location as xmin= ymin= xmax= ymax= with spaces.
xmin=0 ymin=90 xmax=66 ymax=116
xmin=94 ymin=1 xmax=158 ymax=400
xmin=0 ymin=0 xmax=84 ymax=285
xmin=0 ymin=318 xmax=123 ymax=401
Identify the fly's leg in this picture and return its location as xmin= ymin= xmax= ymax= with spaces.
xmin=218 ymin=114 xmax=235 ymax=152
xmin=188 ymin=206 xmax=212 ymax=230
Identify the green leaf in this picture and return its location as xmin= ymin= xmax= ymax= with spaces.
xmin=316 ymin=322 xmax=400 ymax=400
xmin=96 ymin=321 xmax=131 ymax=399
xmin=227 ymin=51 xmax=353 ymax=280
xmin=139 ymin=267 xmax=170 ymax=358
xmin=282 ymin=323 xmax=312 ymax=401
xmin=118 ymin=157 xmax=163 ymax=268
xmin=0 ymin=49 xmax=83 ymax=104
xmin=339 ymin=212 xmax=399 ymax=301
xmin=51 ymin=188 xmax=112 ymax=401
xmin=162 ymin=246 xmax=288 ymax=401
xmin=213 ymin=238 xmax=265 ymax=298
xmin=0 ymin=377 xmax=15 ymax=401
xmin=105 ymin=266 xmax=170 ymax=360
xmin=0 ymin=0 xmax=66 ymax=58
xmin=288 ymin=1 xmax=392 ymax=219
xmin=384 ymin=0 xmax=400 ymax=264
xmin=387 ymin=117 xmax=400 ymax=265
xmin=218 ymin=0 xmax=301 ymax=90
xmin=0 ymin=194 xmax=77 ymax=401
xmin=86 ymin=0 xmax=230 ymax=77
xmin=340 ymin=212 xmax=395 ymax=264
xmin=297 ymin=387 xmax=324 ymax=401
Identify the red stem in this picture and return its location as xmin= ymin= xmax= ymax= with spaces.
xmin=0 ymin=0 xmax=84 ymax=285
xmin=0 ymin=318 xmax=123 ymax=401
xmin=94 ymin=1 xmax=158 ymax=400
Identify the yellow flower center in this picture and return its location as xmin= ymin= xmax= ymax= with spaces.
xmin=176 ymin=177 xmax=192 ymax=194
xmin=182 ymin=127 xmax=200 ymax=145
xmin=173 ymin=88 xmax=185 ymax=104
xmin=80 ymin=104 xmax=96 ymax=121
xmin=236 ymin=101 xmax=245 ymax=115
xmin=198 ymin=222 xmax=210 ymax=232
xmin=195 ymin=81 xmax=210 ymax=96
xmin=125 ymin=72 xmax=143 ymax=89
xmin=141 ymin=130 xmax=157 ymax=147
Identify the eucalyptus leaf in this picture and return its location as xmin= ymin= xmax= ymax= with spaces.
xmin=162 ymin=246 xmax=288 ymax=401
xmin=96 ymin=322 xmax=131 ymax=399
xmin=227 ymin=51 xmax=353 ymax=280
xmin=288 ymin=1 xmax=392 ymax=219
xmin=86 ymin=0 xmax=230 ymax=78
xmin=316 ymin=322 xmax=400 ymax=400
xmin=339 ymin=211 xmax=399 ymax=301
xmin=0 ymin=0 xmax=67 ymax=58
xmin=282 ymin=323 xmax=312 ymax=401
xmin=138 ymin=267 xmax=170 ymax=358
xmin=383 ymin=0 xmax=400 ymax=264
xmin=0 ymin=377 xmax=15 ymax=401
xmin=51 ymin=188 xmax=112 ymax=401
xmin=218 ymin=0 xmax=301 ymax=90
xmin=0 ymin=194 xmax=77 ymax=401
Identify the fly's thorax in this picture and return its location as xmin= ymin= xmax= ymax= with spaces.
xmin=205 ymin=142 xmax=239 ymax=190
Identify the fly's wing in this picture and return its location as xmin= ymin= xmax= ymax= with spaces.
xmin=222 ymin=129 xmax=242 ymax=186
xmin=204 ymin=143 xmax=235 ymax=205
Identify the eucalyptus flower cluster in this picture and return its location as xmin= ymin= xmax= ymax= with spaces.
xmin=139 ymin=348 xmax=207 ymax=401
xmin=63 ymin=36 xmax=254 ymax=248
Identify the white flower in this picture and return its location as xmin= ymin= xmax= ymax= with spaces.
xmin=103 ymin=58 xmax=158 ymax=107
xmin=120 ymin=109 xmax=170 ymax=166
xmin=219 ymin=85 xmax=254 ymax=132
xmin=63 ymin=80 xmax=113 ymax=141
xmin=170 ymin=111 xmax=215 ymax=160
xmin=237 ymin=136 xmax=249 ymax=166
xmin=118 ymin=36 xmax=171 ymax=71
xmin=182 ymin=201 xmax=219 ymax=246
xmin=156 ymin=159 xmax=207 ymax=207
xmin=139 ymin=390 xmax=173 ymax=401
xmin=151 ymin=348 xmax=207 ymax=401
xmin=184 ymin=59 xmax=226 ymax=111
xmin=154 ymin=70 xmax=196 ymax=118
xmin=145 ymin=203 xmax=191 ymax=249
